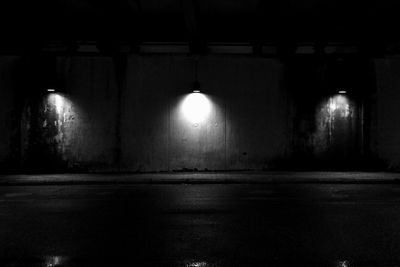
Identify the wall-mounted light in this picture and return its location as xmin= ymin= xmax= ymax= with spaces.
xmin=47 ymin=88 xmax=56 ymax=92
xmin=338 ymin=90 xmax=347 ymax=94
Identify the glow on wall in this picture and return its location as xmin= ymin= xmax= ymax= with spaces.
xmin=22 ymin=91 xmax=79 ymax=171
xmin=46 ymin=93 xmax=74 ymax=120
xmin=327 ymin=94 xmax=350 ymax=118
xmin=313 ymin=93 xmax=358 ymax=161
xmin=44 ymin=93 xmax=74 ymax=143
xmin=53 ymin=93 xmax=64 ymax=114
xmin=181 ymin=92 xmax=211 ymax=124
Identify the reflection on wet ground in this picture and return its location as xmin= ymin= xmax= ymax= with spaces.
xmin=1 ymin=256 xmax=67 ymax=267
xmin=185 ymin=261 xmax=210 ymax=267
xmin=1 ymin=257 xmax=398 ymax=267
xmin=2 ymin=184 xmax=400 ymax=266
xmin=44 ymin=256 xmax=65 ymax=267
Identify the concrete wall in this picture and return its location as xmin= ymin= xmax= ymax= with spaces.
xmin=374 ymin=58 xmax=400 ymax=169
xmin=121 ymin=55 xmax=184 ymax=172
xmin=121 ymin=55 xmax=288 ymax=171
xmin=0 ymin=56 xmax=20 ymax=172
xmin=6 ymin=54 xmax=400 ymax=172
xmin=19 ymin=57 xmax=119 ymax=172
xmin=205 ymin=56 xmax=288 ymax=170
xmin=14 ymin=54 xmax=289 ymax=172
xmin=60 ymin=57 xmax=120 ymax=171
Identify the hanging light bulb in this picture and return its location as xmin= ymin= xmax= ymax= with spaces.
xmin=181 ymin=56 xmax=211 ymax=123
xmin=191 ymin=56 xmax=202 ymax=93
xmin=192 ymin=81 xmax=201 ymax=93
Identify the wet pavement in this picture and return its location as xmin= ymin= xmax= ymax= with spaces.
xmin=1 ymin=182 xmax=400 ymax=266
xmin=2 ymin=172 xmax=400 ymax=185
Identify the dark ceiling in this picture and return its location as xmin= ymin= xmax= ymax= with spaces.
xmin=1 ymin=0 xmax=400 ymax=52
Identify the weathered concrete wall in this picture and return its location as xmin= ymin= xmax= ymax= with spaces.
xmin=312 ymin=95 xmax=360 ymax=165
xmin=283 ymin=58 xmax=376 ymax=170
xmin=62 ymin=57 xmax=119 ymax=171
xmin=5 ymin=54 xmax=395 ymax=172
xmin=168 ymin=57 xmax=226 ymax=171
xmin=374 ymin=58 xmax=400 ymax=169
xmin=121 ymin=55 xmax=288 ymax=171
xmin=121 ymin=55 xmax=179 ymax=172
xmin=49 ymin=57 xmax=120 ymax=171
xmin=3 ymin=54 xmax=400 ymax=172
xmin=44 ymin=55 xmax=288 ymax=172
xmin=6 ymin=54 xmax=378 ymax=172
xmin=0 ymin=56 xmax=20 ymax=172
xmin=21 ymin=57 xmax=119 ymax=172
xmin=4 ymin=54 xmax=399 ymax=172
xmin=202 ymin=56 xmax=287 ymax=170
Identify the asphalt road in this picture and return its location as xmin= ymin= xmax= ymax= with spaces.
xmin=1 ymin=184 xmax=400 ymax=266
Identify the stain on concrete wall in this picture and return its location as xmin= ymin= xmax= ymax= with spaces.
xmin=61 ymin=57 xmax=119 ymax=171
xmin=313 ymin=94 xmax=360 ymax=167
xmin=285 ymin=57 xmax=376 ymax=170
xmin=23 ymin=93 xmax=75 ymax=171
xmin=21 ymin=57 xmax=119 ymax=172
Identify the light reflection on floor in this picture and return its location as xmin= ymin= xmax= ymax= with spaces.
xmin=44 ymin=256 xmax=66 ymax=267
xmin=333 ymin=260 xmax=351 ymax=267
xmin=185 ymin=261 xmax=209 ymax=267
xmin=0 ymin=257 xmax=393 ymax=266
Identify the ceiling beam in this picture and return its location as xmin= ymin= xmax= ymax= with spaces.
xmin=125 ymin=0 xmax=143 ymax=52
xmin=181 ymin=0 xmax=205 ymax=54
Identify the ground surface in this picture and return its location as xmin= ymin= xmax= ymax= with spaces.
xmin=1 ymin=171 xmax=400 ymax=185
xmin=1 ymin=174 xmax=400 ymax=266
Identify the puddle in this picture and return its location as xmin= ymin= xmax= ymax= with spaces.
xmin=44 ymin=256 xmax=66 ymax=267
xmin=185 ymin=260 xmax=216 ymax=267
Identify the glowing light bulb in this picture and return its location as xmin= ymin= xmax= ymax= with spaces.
xmin=181 ymin=93 xmax=211 ymax=124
